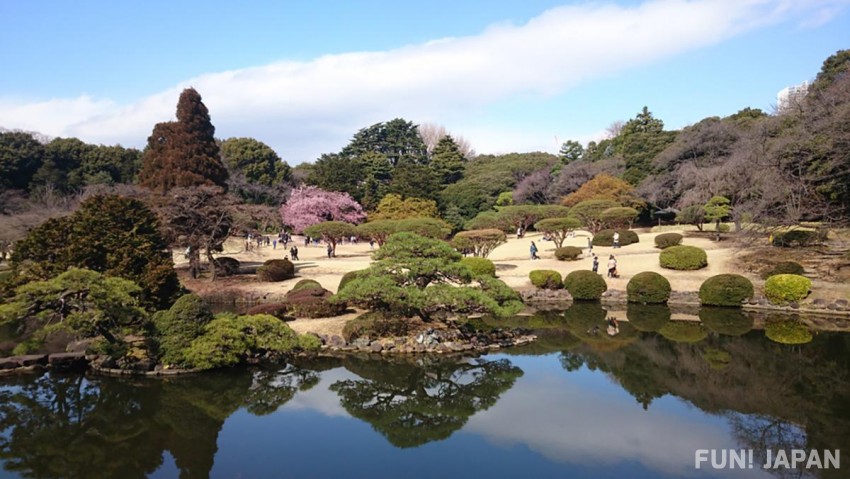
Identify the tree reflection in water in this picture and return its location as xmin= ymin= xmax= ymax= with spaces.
xmin=330 ymin=356 xmax=523 ymax=448
xmin=0 ymin=364 xmax=318 ymax=479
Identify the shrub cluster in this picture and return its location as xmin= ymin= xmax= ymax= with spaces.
xmin=698 ymin=274 xmax=754 ymax=307
xmin=284 ymin=286 xmax=346 ymax=318
xmin=592 ymin=229 xmax=639 ymax=247
xmin=554 ymin=246 xmax=583 ymax=261
xmin=183 ymin=313 xmax=319 ymax=370
xmin=659 ymin=245 xmax=707 ymax=270
xmin=342 ymin=311 xmax=410 ymax=343
xmin=460 ymin=257 xmax=497 ymax=277
xmin=772 ymin=230 xmax=819 ymax=247
xmin=761 ymin=261 xmax=804 ymax=279
xmin=654 ymin=233 xmax=683 ymax=249
xmin=529 ymin=270 xmax=563 ymax=290
xmin=563 ymin=270 xmax=607 ymax=301
xmin=763 ymin=274 xmax=811 ymax=304
xmin=626 ymin=271 xmax=671 ymax=304
xmin=152 ymin=293 xmax=214 ymax=367
xmin=213 ymin=257 xmax=240 ymax=276
xmin=256 ymin=258 xmax=295 ymax=282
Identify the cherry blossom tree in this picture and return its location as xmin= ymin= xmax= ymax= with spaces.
xmin=279 ymin=186 xmax=365 ymax=233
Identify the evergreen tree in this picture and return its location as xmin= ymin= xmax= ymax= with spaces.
xmin=430 ymin=135 xmax=465 ymax=185
xmin=139 ymin=88 xmax=228 ymax=192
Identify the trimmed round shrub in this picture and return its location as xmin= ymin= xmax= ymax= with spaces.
xmin=563 ymin=270 xmax=607 ymax=301
xmin=592 ymin=229 xmax=639 ymax=247
xmin=698 ymin=308 xmax=753 ymax=336
xmin=256 ymin=258 xmax=295 ymax=282
xmin=764 ymin=274 xmax=811 ymax=305
xmin=213 ymin=257 xmax=240 ymax=276
xmin=284 ymin=287 xmax=346 ymax=318
xmin=529 ymin=270 xmax=563 ymax=290
xmin=554 ymin=246 xmax=583 ymax=261
xmin=698 ymin=274 xmax=754 ymax=307
xmin=761 ymin=261 xmax=804 ymax=279
xmin=626 ymin=304 xmax=671 ymax=332
xmin=627 ymin=272 xmax=671 ymax=304
xmin=460 ymin=257 xmax=496 ymax=277
xmin=342 ymin=311 xmax=409 ymax=342
xmin=658 ymin=321 xmax=708 ymax=343
xmin=338 ymin=269 xmax=367 ymax=293
xmin=765 ymin=319 xmax=812 ymax=345
xmin=654 ymin=233 xmax=683 ymax=249
xmin=245 ymin=302 xmax=290 ymax=320
xmin=659 ymin=245 xmax=708 ymax=270
xmin=291 ymin=279 xmax=323 ymax=292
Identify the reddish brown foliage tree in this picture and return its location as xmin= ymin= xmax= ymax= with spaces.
xmin=139 ymin=88 xmax=228 ymax=192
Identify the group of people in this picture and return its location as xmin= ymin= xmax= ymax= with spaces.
xmin=590 ymin=253 xmax=619 ymax=278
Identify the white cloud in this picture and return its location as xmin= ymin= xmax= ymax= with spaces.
xmin=0 ymin=0 xmax=846 ymax=161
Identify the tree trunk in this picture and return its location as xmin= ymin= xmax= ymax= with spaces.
xmin=715 ymin=220 xmax=721 ymax=242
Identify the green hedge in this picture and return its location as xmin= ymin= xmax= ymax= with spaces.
xmin=554 ymin=246 xmax=583 ymax=261
xmin=764 ymin=319 xmax=813 ymax=344
xmin=460 ymin=257 xmax=497 ymax=277
xmin=659 ymin=245 xmax=707 ymax=270
xmin=654 ymin=233 xmax=683 ymax=249
xmin=529 ymin=270 xmax=563 ymax=290
xmin=764 ymin=274 xmax=811 ymax=304
xmin=698 ymin=274 xmax=753 ymax=307
xmin=761 ymin=261 xmax=804 ymax=279
xmin=257 ymin=259 xmax=295 ymax=282
xmin=626 ymin=272 xmax=671 ymax=304
xmin=593 ymin=229 xmax=639 ymax=247
xmin=563 ymin=270 xmax=607 ymax=301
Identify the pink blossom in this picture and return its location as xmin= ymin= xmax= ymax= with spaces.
xmin=280 ymin=186 xmax=366 ymax=233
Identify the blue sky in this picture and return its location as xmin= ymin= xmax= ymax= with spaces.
xmin=1 ymin=0 xmax=848 ymax=164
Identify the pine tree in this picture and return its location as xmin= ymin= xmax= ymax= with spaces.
xmin=139 ymin=88 xmax=228 ymax=192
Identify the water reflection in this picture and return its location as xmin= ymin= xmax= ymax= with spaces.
xmin=330 ymin=356 xmax=523 ymax=448
xmin=0 ymin=304 xmax=848 ymax=479
xmin=0 ymin=365 xmax=317 ymax=479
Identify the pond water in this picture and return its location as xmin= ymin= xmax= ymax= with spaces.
xmin=1 ymin=306 xmax=848 ymax=479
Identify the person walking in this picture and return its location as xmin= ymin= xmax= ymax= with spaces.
xmin=530 ymin=241 xmax=539 ymax=260
xmin=290 ymin=245 xmax=299 ymax=261
xmin=607 ymin=255 xmax=618 ymax=278
xmin=587 ymin=236 xmax=593 ymax=252
xmin=327 ymin=243 xmax=333 ymax=258
xmin=592 ymin=254 xmax=599 ymax=273
xmin=272 ymin=239 xmax=277 ymax=250
xmin=613 ymin=231 xmax=620 ymax=249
